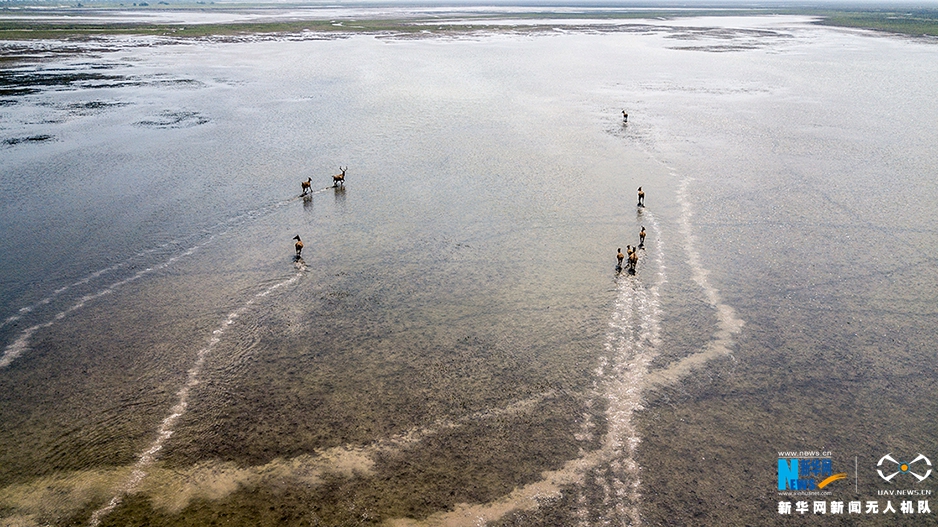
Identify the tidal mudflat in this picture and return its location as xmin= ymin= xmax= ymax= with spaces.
xmin=1 ymin=8 xmax=937 ymax=526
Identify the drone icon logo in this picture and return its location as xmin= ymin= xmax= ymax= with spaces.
xmin=877 ymin=453 xmax=932 ymax=482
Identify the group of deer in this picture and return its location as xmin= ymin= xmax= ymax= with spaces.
xmin=294 ymin=167 xmax=348 ymax=258
xmin=617 ymin=228 xmax=645 ymax=274
xmin=301 ymin=166 xmax=347 ymax=196
xmin=616 ymin=186 xmax=647 ymax=274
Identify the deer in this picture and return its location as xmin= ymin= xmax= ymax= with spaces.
xmin=617 ymin=248 xmax=625 ymax=269
xmin=637 ymin=186 xmax=644 ymax=207
xmin=639 ymin=226 xmax=646 ymax=247
xmin=622 ymin=110 xmax=628 ymax=123
xmin=293 ymin=235 xmax=304 ymax=257
xmin=333 ymin=166 xmax=347 ymax=187
xmin=627 ymin=245 xmax=638 ymax=272
xmin=301 ymin=177 xmax=312 ymax=195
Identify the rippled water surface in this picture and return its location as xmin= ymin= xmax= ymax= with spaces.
xmin=2 ymin=13 xmax=937 ymax=526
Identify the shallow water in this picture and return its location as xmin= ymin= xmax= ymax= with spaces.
xmin=1 ymin=12 xmax=937 ymax=526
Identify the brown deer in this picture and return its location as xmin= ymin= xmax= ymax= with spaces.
xmin=622 ymin=110 xmax=628 ymax=123
xmin=639 ymin=226 xmax=646 ymax=247
xmin=333 ymin=166 xmax=347 ymax=187
xmin=617 ymin=248 xmax=625 ymax=269
xmin=301 ymin=177 xmax=312 ymax=195
xmin=627 ymin=245 xmax=638 ymax=272
xmin=637 ymin=186 xmax=644 ymax=207
xmin=293 ymin=235 xmax=304 ymax=257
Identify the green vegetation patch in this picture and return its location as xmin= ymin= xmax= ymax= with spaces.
xmin=0 ymin=18 xmax=437 ymax=40
xmin=814 ymin=8 xmax=938 ymax=37
xmin=3 ymin=6 xmax=937 ymax=41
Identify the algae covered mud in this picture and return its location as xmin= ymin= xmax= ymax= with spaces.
xmin=2 ymin=7 xmax=938 ymax=526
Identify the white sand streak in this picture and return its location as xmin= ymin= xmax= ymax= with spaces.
xmin=385 ymin=171 xmax=742 ymax=526
xmin=87 ymin=267 xmax=305 ymax=526
xmin=1 ymin=190 xmax=322 ymax=371
xmin=587 ymin=210 xmax=665 ymax=526
xmin=644 ymin=177 xmax=743 ymax=387
xmin=1 ymin=245 xmax=204 ymax=370
xmin=388 ymin=214 xmax=666 ymax=527
xmin=0 ymin=244 xmax=169 ymax=332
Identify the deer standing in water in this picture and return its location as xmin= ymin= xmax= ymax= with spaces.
xmin=637 ymin=186 xmax=644 ymax=207
xmin=301 ymin=177 xmax=312 ymax=195
xmin=639 ymin=226 xmax=646 ymax=247
xmin=293 ymin=235 xmax=304 ymax=257
xmin=333 ymin=166 xmax=347 ymax=187
xmin=622 ymin=110 xmax=628 ymax=123
xmin=617 ymin=248 xmax=625 ymax=269
xmin=627 ymin=245 xmax=638 ymax=272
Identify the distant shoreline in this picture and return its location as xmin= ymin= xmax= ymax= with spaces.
xmin=1 ymin=4 xmax=937 ymax=41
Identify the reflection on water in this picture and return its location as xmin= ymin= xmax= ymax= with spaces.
xmin=1 ymin=11 xmax=937 ymax=527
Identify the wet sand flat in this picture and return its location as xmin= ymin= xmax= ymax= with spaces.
xmin=1 ymin=8 xmax=937 ymax=527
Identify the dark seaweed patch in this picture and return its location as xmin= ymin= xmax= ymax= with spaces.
xmin=3 ymin=134 xmax=54 ymax=146
xmin=135 ymin=110 xmax=209 ymax=128
xmin=0 ymin=60 xmax=201 ymax=98
xmin=68 ymin=100 xmax=128 ymax=110
xmin=66 ymin=100 xmax=131 ymax=115
xmin=669 ymin=45 xmax=761 ymax=52
xmin=0 ymin=68 xmax=132 ymax=96
xmin=662 ymin=26 xmax=790 ymax=52
xmin=149 ymin=78 xmax=204 ymax=88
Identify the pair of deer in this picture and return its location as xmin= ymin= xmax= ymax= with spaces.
xmin=617 ymin=227 xmax=646 ymax=272
xmin=294 ymin=167 xmax=348 ymax=258
xmin=301 ymin=166 xmax=347 ymax=195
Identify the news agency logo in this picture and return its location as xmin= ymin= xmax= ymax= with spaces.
xmin=778 ymin=453 xmax=847 ymax=492
xmin=878 ymin=454 xmax=932 ymax=483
